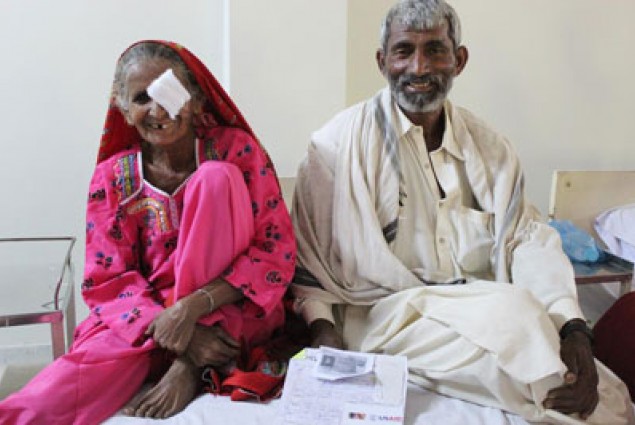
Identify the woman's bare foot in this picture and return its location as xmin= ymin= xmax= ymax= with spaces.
xmin=124 ymin=357 xmax=200 ymax=419
xmin=121 ymin=385 xmax=151 ymax=416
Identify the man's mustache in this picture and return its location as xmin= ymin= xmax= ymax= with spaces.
xmin=397 ymin=73 xmax=445 ymax=88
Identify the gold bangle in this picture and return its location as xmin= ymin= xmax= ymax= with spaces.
xmin=197 ymin=288 xmax=215 ymax=313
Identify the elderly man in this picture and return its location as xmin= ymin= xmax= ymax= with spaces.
xmin=291 ymin=1 xmax=633 ymax=423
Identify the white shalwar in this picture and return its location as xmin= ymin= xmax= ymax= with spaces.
xmin=291 ymin=87 xmax=634 ymax=424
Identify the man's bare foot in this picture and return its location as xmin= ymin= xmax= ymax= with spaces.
xmin=124 ymin=357 xmax=200 ymax=419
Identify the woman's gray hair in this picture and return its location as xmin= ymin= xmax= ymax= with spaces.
xmin=113 ymin=42 xmax=203 ymax=111
xmin=379 ymin=0 xmax=462 ymax=51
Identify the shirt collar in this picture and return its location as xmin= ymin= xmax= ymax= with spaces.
xmin=393 ymin=99 xmax=464 ymax=161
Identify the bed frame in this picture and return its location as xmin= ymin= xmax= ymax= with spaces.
xmin=548 ymin=170 xmax=635 ymax=297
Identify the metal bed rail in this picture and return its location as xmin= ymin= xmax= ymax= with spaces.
xmin=0 ymin=236 xmax=77 ymax=358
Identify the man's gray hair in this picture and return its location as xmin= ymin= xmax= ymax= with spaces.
xmin=379 ymin=0 xmax=462 ymax=51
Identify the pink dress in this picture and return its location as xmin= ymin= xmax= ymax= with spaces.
xmin=0 ymin=127 xmax=296 ymax=424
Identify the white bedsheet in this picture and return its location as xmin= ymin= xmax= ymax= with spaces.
xmin=94 ymin=256 xmax=634 ymax=425
xmin=103 ymin=383 xmax=528 ymax=425
xmin=98 ymin=284 xmax=635 ymax=425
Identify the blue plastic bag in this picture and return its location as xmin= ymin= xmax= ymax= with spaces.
xmin=549 ymin=219 xmax=603 ymax=263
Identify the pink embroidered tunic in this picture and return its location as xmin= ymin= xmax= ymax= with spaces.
xmin=82 ymin=127 xmax=295 ymax=347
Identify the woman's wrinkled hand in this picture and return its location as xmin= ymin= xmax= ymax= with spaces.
xmin=186 ymin=324 xmax=241 ymax=368
xmin=310 ymin=319 xmax=344 ymax=349
xmin=145 ymin=300 xmax=198 ymax=356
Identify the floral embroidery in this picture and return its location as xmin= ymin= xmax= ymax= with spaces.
xmin=265 ymin=270 xmax=283 ymax=284
xmin=121 ymin=307 xmax=141 ymax=324
xmin=202 ymin=138 xmax=219 ymax=161
xmin=108 ymin=223 xmax=123 ymax=240
xmin=260 ymin=240 xmax=275 ymax=253
xmin=264 ymin=223 xmax=282 ymax=240
xmin=240 ymin=283 xmax=257 ymax=296
xmin=89 ymin=188 xmax=106 ymax=201
xmin=243 ymin=170 xmax=252 ymax=185
xmin=113 ymin=154 xmax=139 ymax=201
xmin=127 ymin=197 xmax=173 ymax=233
xmin=95 ymin=251 xmax=113 ymax=269
xmin=164 ymin=236 xmax=177 ymax=250
xmin=266 ymin=197 xmax=280 ymax=210
xmin=81 ymin=278 xmax=94 ymax=291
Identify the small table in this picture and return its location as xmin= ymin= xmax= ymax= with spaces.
xmin=572 ymin=251 xmax=633 ymax=297
xmin=0 ymin=237 xmax=76 ymax=359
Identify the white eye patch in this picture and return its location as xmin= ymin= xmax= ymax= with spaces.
xmin=146 ymin=68 xmax=192 ymax=119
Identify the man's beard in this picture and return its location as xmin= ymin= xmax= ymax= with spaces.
xmin=389 ymin=72 xmax=453 ymax=114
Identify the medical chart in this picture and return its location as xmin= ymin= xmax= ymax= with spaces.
xmin=279 ymin=347 xmax=408 ymax=425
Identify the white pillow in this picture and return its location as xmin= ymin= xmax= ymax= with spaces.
xmin=595 ymin=203 xmax=635 ymax=262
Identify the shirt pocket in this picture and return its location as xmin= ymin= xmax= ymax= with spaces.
xmin=448 ymin=206 xmax=494 ymax=274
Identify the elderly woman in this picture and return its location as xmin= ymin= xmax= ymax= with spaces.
xmin=0 ymin=40 xmax=295 ymax=424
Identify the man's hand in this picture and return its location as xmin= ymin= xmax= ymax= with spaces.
xmin=310 ymin=319 xmax=344 ymax=349
xmin=186 ymin=324 xmax=240 ymax=368
xmin=543 ymin=330 xmax=599 ymax=419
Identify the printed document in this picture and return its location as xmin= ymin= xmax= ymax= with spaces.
xmin=279 ymin=347 xmax=408 ymax=425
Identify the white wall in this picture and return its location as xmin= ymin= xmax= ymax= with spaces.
xmin=228 ymin=0 xmax=348 ymax=177
xmin=453 ymin=0 xmax=635 ymax=213
xmin=346 ymin=0 xmax=394 ymax=105
xmin=0 ymin=0 xmax=226 ymax=346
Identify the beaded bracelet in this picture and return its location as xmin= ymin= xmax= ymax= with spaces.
xmin=559 ymin=319 xmax=594 ymax=345
xmin=197 ymin=287 xmax=215 ymax=313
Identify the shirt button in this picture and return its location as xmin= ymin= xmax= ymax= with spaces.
xmin=438 ymin=237 xmax=446 ymax=244
xmin=424 ymin=163 xmax=431 ymax=169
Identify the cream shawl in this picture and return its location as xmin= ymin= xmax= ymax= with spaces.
xmin=292 ymin=88 xmax=580 ymax=325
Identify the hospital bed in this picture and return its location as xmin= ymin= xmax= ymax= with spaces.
xmin=4 ymin=177 xmax=633 ymax=424
xmin=102 ymin=176 xmax=608 ymax=425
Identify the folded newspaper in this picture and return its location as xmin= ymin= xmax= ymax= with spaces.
xmin=279 ymin=347 xmax=408 ymax=425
